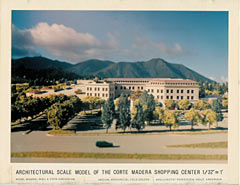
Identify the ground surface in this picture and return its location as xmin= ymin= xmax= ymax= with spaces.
xmin=11 ymin=111 xmax=228 ymax=163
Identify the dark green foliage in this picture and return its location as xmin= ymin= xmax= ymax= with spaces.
xmin=131 ymin=104 xmax=145 ymax=131
xmin=139 ymin=91 xmax=155 ymax=123
xmin=101 ymin=97 xmax=115 ymax=133
xmin=47 ymin=96 xmax=82 ymax=129
xmin=118 ymin=93 xmax=131 ymax=132
xmin=12 ymin=56 xmax=213 ymax=82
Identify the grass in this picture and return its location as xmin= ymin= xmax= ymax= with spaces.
xmin=11 ymin=152 xmax=227 ymax=160
xmin=47 ymin=129 xmax=228 ymax=136
xmin=48 ymin=129 xmax=75 ymax=136
xmin=167 ymin=141 xmax=228 ymax=148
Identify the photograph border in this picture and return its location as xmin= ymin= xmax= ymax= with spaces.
xmin=0 ymin=0 xmax=239 ymax=184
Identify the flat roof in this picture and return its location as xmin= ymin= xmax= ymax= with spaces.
xmin=106 ymin=78 xmax=197 ymax=83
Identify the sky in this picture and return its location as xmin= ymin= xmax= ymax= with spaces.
xmin=12 ymin=11 xmax=228 ymax=82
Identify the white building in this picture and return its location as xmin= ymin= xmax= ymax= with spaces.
xmin=82 ymin=78 xmax=199 ymax=102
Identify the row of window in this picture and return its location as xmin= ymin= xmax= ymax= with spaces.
xmin=147 ymin=89 xmax=194 ymax=94
xmin=115 ymin=86 xmax=144 ymax=90
xmin=162 ymin=96 xmax=194 ymax=100
xmin=87 ymin=87 xmax=108 ymax=91
xmin=86 ymin=93 xmax=114 ymax=98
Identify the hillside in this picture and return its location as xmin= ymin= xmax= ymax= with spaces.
xmin=12 ymin=56 xmax=213 ymax=83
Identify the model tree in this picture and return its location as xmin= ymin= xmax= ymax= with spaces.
xmin=185 ymin=108 xmax=202 ymax=130
xmin=101 ymin=97 xmax=115 ymax=133
xmin=131 ymin=104 xmax=145 ymax=132
xmin=203 ymin=109 xmax=217 ymax=130
xmin=163 ymin=110 xmax=180 ymax=131
xmin=118 ymin=93 xmax=131 ymax=132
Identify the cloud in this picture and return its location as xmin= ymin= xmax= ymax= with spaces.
xmin=12 ymin=24 xmax=39 ymax=57
xmin=220 ymin=76 xmax=228 ymax=83
xmin=131 ymin=36 xmax=195 ymax=58
xmin=12 ymin=23 xmax=120 ymax=62
xmin=12 ymin=23 xmax=195 ymax=62
xmin=209 ymin=76 xmax=216 ymax=81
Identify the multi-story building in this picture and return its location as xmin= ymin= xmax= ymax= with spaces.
xmin=82 ymin=78 xmax=199 ymax=102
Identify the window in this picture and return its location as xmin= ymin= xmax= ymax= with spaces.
xmin=129 ymin=86 xmax=131 ymax=90
xmin=148 ymin=89 xmax=150 ymax=92
xmin=141 ymin=87 xmax=144 ymax=90
xmin=102 ymin=94 xmax=104 ymax=97
xmin=138 ymin=87 xmax=140 ymax=89
xmin=177 ymin=96 xmax=179 ymax=99
xmin=187 ymin=90 xmax=190 ymax=93
xmin=171 ymin=96 xmax=173 ymax=99
xmin=167 ymin=96 xmax=169 ymax=99
xmin=181 ymin=96 xmax=183 ymax=99
xmin=90 ymin=93 xmax=92 ymax=96
xmin=102 ymin=88 xmax=104 ymax=91
xmin=95 ymin=93 xmax=97 ymax=96
xmin=120 ymin=86 xmax=123 ymax=90
xmin=98 ymin=93 xmax=100 ymax=97
xmin=95 ymin=88 xmax=97 ymax=91
xmin=167 ymin=89 xmax=169 ymax=93
xmin=106 ymin=94 xmax=108 ymax=97
xmin=87 ymin=93 xmax=89 ymax=96
xmin=181 ymin=90 xmax=184 ymax=93
xmin=98 ymin=88 xmax=100 ymax=91
xmin=87 ymin=87 xmax=89 ymax=91
xmin=187 ymin=96 xmax=189 ymax=99
xmin=115 ymin=86 xmax=118 ymax=90
xmin=191 ymin=96 xmax=194 ymax=100
xmin=191 ymin=90 xmax=194 ymax=93
xmin=177 ymin=90 xmax=179 ymax=93
xmin=157 ymin=95 xmax=159 ymax=99
xmin=161 ymin=89 xmax=163 ymax=93
xmin=124 ymin=87 xmax=126 ymax=90
xmin=161 ymin=96 xmax=163 ymax=99
xmin=171 ymin=89 xmax=173 ymax=93
xmin=90 ymin=88 xmax=92 ymax=91
xmin=133 ymin=87 xmax=135 ymax=90
xmin=151 ymin=89 xmax=154 ymax=93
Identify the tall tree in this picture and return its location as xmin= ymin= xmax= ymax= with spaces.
xmin=101 ymin=97 xmax=115 ymax=133
xmin=131 ymin=104 xmax=145 ymax=132
xmin=118 ymin=93 xmax=131 ymax=132
xmin=139 ymin=91 xmax=155 ymax=124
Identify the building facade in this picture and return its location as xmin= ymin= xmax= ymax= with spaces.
xmin=79 ymin=78 xmax=199 ymax=102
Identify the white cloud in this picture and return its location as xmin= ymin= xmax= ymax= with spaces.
xmin=12 ymin=23 xmax=120 ymax=62
xmin=209 ymin=76 xmax=216 ymax=81
xmin=220 ymin=76 xmax=228 ymax=83
xmin=131 ymin=36 xmax=194 ymax=59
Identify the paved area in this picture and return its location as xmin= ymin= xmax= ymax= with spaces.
xmin=11 ymin=111 xmax=228 ymax=163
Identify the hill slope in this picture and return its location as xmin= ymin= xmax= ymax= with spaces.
xmin=12 ymin=57 xmax=213 ymax=82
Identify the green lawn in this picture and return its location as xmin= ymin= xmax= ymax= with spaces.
xmin=167 ymin=141 xmax=227 ymax=148
xmin=11 ymin=152 xmax=227 ymax=160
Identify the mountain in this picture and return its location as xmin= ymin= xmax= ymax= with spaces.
xmin=12 ymin=56 xmax=73 ymax=70
xmin=12 ymin=56 xmax=213 ymax=83
xmin=66 ymin=59 xmax=114 ymax=76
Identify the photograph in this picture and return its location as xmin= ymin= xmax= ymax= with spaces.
xmin=11 ymin=10 xmax=228 ymax=164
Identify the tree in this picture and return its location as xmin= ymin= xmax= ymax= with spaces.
xmin=154 ymin=106 xmax=165 ymax=124
xmin=101 ymin=97 xmax=115 ymax=133
xmin=203 ymin=109 xmax=217 ymax=130
xmin=164 ymin=100 xmax=175 ymax=110
xmin=177 ymin=99 xmax=191 ymax=110
xmin=211 ymin=99 xmax=223 ymax=126
xmin=118 ymin=93 xmax=131 ymax=132
xmin=194 ymin=100 xmax=210 ymax=110
xmin=163 ymin=110 xmax=179 ymax=131
xmin=139 ymin=91 xmax=155 ymax=124
xmin=222 ymin=99 xmax=228 ymax=109
xmin=131 ymin=104 xmax=145 ymax=132
xmin=184 ymin=108 xmax=202 ymax=130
